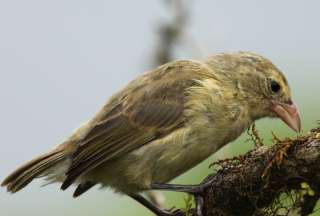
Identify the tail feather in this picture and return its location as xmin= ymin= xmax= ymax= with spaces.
xmin=1 ymin=149 xmax=66 ymax=193
xmin=73 ymin=181 xmax=96 ymax=198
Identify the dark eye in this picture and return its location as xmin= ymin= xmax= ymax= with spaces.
xmin=270 ymin=80 xmax=281 ymax=93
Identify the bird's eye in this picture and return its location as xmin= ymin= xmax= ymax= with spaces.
xmin=270 ymin=80 xmax=281 ymax=93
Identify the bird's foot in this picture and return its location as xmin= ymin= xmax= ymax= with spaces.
xmin=150 ymin=183 xmax=208 ymax=216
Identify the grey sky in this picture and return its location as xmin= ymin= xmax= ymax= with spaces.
xmin=0 ymin=1 xmax=319 ymax=216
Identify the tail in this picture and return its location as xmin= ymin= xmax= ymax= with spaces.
xmin=1 ymin=148 xmax=67 ymax=193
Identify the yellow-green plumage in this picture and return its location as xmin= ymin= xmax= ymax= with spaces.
xmin=2 ymin=52 xmax=298 ymax=200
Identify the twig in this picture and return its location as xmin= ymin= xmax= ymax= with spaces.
xmin=178 ymin=128 xmax=320 ymax=216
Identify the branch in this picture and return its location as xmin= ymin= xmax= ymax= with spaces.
xmin=185 ymin=127 xmax=320 ymax=216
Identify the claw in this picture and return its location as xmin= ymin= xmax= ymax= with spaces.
xmin=195 ymin=195 xmax=204 ymax=216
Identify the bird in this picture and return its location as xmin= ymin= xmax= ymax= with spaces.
xmin=1 ymin=52 xmax=301 ymax=216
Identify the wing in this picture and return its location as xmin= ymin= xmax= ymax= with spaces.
xmin=61 ymin=60 xmax=212 ymax=189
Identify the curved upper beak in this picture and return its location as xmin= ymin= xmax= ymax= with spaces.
xmin=271 ymin=100 xmax=301 ymax=133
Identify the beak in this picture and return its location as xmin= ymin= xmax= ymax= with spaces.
xmin=271 ymin=100 xmax=302 ymax=133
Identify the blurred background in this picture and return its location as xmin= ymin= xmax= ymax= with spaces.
xmin=0 ymin=0 xmax=319 ymax=215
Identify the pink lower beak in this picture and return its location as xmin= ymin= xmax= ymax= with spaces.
xmin=271 ymin=100 xmax=302 ymax=132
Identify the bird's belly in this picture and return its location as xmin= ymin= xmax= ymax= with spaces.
xmin=87 ymin=126 xmax=220 ymax=194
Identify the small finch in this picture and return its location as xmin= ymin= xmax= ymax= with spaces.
xmin=2 ymin=52 xmax=301 ymax=216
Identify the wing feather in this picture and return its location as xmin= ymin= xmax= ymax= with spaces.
xmin=62 ymin=60 xmax=211 ymax=190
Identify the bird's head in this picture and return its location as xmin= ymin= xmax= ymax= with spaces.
xmin=210 ymin=52 xmax=301 ymax=132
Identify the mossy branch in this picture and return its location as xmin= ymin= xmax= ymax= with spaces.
xmin=183 ymin=127 xmax=320 ymax=216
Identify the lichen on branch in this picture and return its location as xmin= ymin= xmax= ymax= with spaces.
xmin=185 ymin=127 xmax=320 ymax=216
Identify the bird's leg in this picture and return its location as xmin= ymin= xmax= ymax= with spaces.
xmin=150 ymin=183 xmax=207 ymax=194
xmin=151 ymin=183 xmax=210 ymax=216
xmin=128 ymin=193 xmax=184 ymax=216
